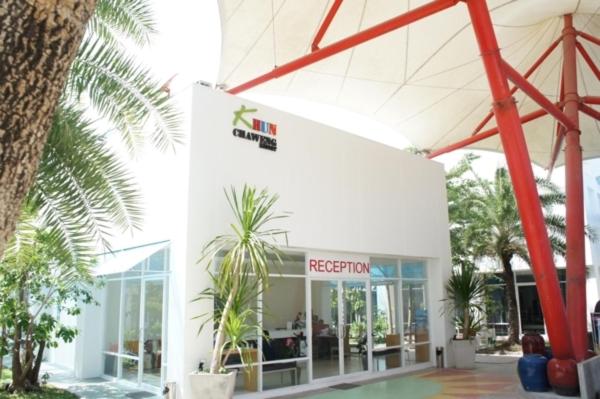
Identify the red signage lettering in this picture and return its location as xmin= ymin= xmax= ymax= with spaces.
xmin=307 ymin=258 xmax=370 ymax=275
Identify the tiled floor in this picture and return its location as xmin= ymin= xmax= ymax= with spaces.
xmin=41 ymin=363 xmax=162 ymax=399
xmin=293 ymin=361 xmax=526 ymax=399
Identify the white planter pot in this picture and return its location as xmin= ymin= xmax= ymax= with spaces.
xmin=452 ymin=339 xmax=476 ymax=369
xmin=189 ymin=370 xmax=237 ymax=399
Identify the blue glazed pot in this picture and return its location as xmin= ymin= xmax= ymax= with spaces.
xmin=518 ymin=355 xmax=550 ymax=392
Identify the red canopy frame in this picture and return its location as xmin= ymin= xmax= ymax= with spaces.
xmin=226 ymin=0 xmax=600 ymax=391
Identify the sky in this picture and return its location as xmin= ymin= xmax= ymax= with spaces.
xmin=103 ymin=0 xmax=600 ymax=250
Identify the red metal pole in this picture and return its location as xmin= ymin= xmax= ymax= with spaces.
xmin=466 ymin=0 xmax=574 ymax=363
xmin=580 ymin=103 xmax=600 ymax=121
xmin=547 ymin=76 xmax=565 ymax=174
xmin=312 ymin=0 xmax=344 ymax=52
xmin=576 ymin=41 xmax=600 ymax=81
xmin=563 ymin=14 xmax=587 ymax=363
xmin=428 ymin=107 xmax=550 ymax=159
xmin=502 ymin=60 xmax=576 ymax=131
xmin=228 ymin=0 xmax=460 ymax=94
xmin=472 ymin=35 xmax=563 ymax=136
xmin=577 ymin=30 xmax=600 ymax=47
xmin=583 ymin=96 xmax=600 ymax=105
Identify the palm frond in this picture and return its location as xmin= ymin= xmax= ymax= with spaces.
xmin=66 ymin=37 xmax=183 ymax=154
xmin=89 ymin=0 xmax=157 ymax=47
xmin=27 ymin=103 xmax=143 ymax=257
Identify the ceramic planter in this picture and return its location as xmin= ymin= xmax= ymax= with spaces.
xmin=517 ymin=354 xmax=549 ymax=392
xmin=189 ymin=370 xmax=237 ymax=399
xmin=521 ymin=332 xmax=545 ymax=355
xmin=452 ymin=339 xmax=476 ymax=369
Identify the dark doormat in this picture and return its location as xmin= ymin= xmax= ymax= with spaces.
xmin=125 ymin=392 xmax=155 ymax=399
xmin=330 ymin=383 xmax=361 ymax=390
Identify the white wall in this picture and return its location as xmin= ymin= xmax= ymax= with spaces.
xmin=175 ymin=84 xmax=453 ymax=397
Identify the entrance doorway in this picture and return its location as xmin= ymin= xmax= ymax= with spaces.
xmin=102 ymin=248 xmax=169 ymax=392
xmin=310 ymin=280 xmax=368 ymax=379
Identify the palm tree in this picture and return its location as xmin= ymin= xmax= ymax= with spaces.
xmin=470 ymin=167 xmax=568 ymax=345
xmin=198 ymin=186 xmax=288 ymax=374
xmin=1 ymin=0 xmax=182 ymax=259
xmin=25 ymin=0 xmax=181 ymax=261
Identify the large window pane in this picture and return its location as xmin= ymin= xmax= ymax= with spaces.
xmin=262 ymin=277 xmax=306 ymax=359
xmin=311 ymin=280 xmax=339 ymax=379
xmin=104 ymin=280 xmax=121 ymax=352
xmin=402 ymin=280 xmax=429 ymax=346
xmin=405 ymin=343 xmax=430 ymax=366
xmin=262 ymin=360 xmax=308 ymax=391
xmin=104 ymin=354 xmax=118 ymax=377
xmin=142 ymin=280 xmax=164 ymax=387
xmin=122 ymin=279 xmax=141 ymax=357
xmin=370 ymin=258 xmax=398 ymax=278
xmin=401 ymin=261 xmax=426 ymax=279
xmin=371 ymin=280 xmax=402 ymax=371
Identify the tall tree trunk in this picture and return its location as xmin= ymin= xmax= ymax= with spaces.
xmin=0 ymin=0 xmax=96 ymax=257
xmin=27 ymin=340 xmax=45 ymax=387
xmin=502 ymin=255 xmax=520 ymax=345
xmin=11 ymin=322 xmax=23 ymax=392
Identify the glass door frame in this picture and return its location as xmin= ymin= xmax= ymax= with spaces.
xmin=307 ymin=277 xmax=372 ymax=382
xmin=102 ymin=265 xmax=169 ymax=394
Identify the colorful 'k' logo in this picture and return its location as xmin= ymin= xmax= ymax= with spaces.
xmin=232 ymin=105 xmax=257 ymax=129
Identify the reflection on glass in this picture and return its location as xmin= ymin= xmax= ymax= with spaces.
xmin=262 ymin=277 xmax=306 ymax=359
xmin=104 ymin=281 xmax=121 ymax=352
xmin=343 ymin=281 xmax=366 ymax=375
xmin=401 ymin=261 xmax=426 ymax=279
xmin=262 ymin=360 xmax=308 ymax=391
xmin=370 ymin=258 xmax=398 ymax=278
xmin=371 ymin=280 xmax=402 ymax=371
xmin=402 ymin=281 xmax=429 ymax=346
xmin=148 ymin=250 xmax=166 ymax=271
xmin=142 ymin=280 xmax=163 ymax=387
xmin=122 ymin=279 xmax=141 ymax=357
xmin=311 ymin=280 xmax=339 ymax=379
xmin=104 ymin=354 xmax=118 ymax=377
xmin=405 ymin=344 xmax=430 ymax=365
xmin=122 ymin=358 xmax=139 ymax=383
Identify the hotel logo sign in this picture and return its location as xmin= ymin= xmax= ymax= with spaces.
xmin=232 ymin=105 xmax=277 ymax=152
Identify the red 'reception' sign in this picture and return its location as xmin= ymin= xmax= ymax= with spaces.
xmin=306 ymin=252 xmax=371 ymax=279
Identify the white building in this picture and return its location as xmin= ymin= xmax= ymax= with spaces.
xmin=50 ymin=84 xmax=454 ymax=398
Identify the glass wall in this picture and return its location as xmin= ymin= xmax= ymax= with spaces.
xmin=102 ymin=246 xmax=169 ymax=391
xmin=402 ymin=261 xmax=429 ymax=365
xmin=219 ymin=252 xmax=430 ymax=394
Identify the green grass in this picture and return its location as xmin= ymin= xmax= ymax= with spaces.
xmin=0 ymin=387 xmax=78 ymax=398
xmin=0 ymin=370 xmax=76 ymax=398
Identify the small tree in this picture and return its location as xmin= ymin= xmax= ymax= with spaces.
xmin=198 ymin=186 xmax=288 ymax=374
xmin=0 ymin=213 xmax=96 ymax=392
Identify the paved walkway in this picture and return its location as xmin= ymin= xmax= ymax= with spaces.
xmin=42 ymin=363 xmax=162 ymax=399
xmin=287 ymin=360 xmax=527 ymax=399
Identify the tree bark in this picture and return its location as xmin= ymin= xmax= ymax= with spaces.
xmin=502 ymin=255 xmax=521 ymax=345
xmin=0 ymin=0 xmax=96 ymax=257
xmin=27 ymin=340 xmax=45 ymax=387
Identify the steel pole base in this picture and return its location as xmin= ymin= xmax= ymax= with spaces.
xmin=547 ymin=358 xmax=579 ymax=396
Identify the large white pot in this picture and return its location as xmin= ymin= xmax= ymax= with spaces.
xmin=189 ymin=370 xmax=237 ymax=399
xmin=452 ymin=339 xmax=477 ymax=369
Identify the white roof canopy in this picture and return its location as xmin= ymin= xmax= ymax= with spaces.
xmin=217 ymin=0 xmax=600 ymax=167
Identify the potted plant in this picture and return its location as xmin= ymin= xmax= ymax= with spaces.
xmin=443 ymin=265 xmax=485 ymax=369
xmin=190 ymin=185 xmax=288 ymax=399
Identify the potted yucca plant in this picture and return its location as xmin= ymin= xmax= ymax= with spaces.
xmin=190 ymin=185 xmax=288 ymax=398
xmin=443 ymin=265 xmax=485 ymax=369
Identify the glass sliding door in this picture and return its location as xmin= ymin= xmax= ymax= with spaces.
xmin=142 ymin=279 xmax=164 ymax=387
xmin=121 ymin=279 xmax=142 ymax=383
xmin=342 ymin=281 xmax=367 ymax=375
xmin=310 ymin=280 xmax=340 ymax=379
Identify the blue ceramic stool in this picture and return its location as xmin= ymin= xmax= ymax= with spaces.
xmin=518 ymin=354 xmax=550 ymax=392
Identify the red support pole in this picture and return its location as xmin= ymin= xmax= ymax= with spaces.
xmin=577 ymin=30 xmax=600 ymax=47
xmin=563 ymin=14 xmax=587 ymax=363
xmin=312 ymin=0 xmax=344 ymax=52
xmin=228 ymin=0 xmax=460 ymax=94
xmin=428 ymin=107 xmax=550 ymax=159
xmin=547 ymin=76 xmax=565 ymax=174
xmin=472 ymin=35 xmax=563 ymax=136
xmin=583 ymin=96 xmax=600 ymax=105
xmin=502 ymin=60 xmax=576 ymax=131
xmin=466 ymin=0 xmax=574 ymax=367
xmin=580 ymin=103 xmax=600 ymax=121
xmin=576 ymin=41 xmax=600 ymax=81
